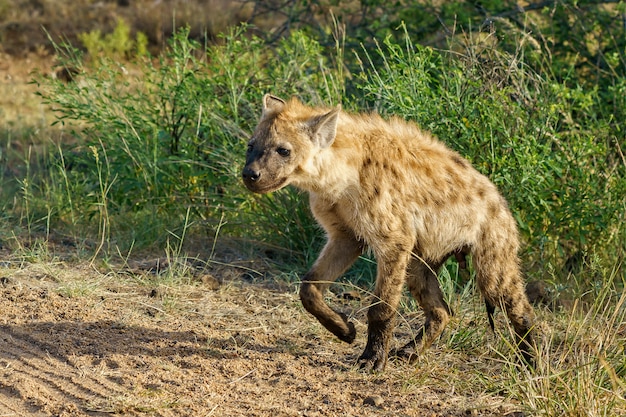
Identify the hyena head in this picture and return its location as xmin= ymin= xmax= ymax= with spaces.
xmin=242 ymin=94 xmax=340 ymax=194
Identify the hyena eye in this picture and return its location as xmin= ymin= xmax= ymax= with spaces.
xmin=276 ymin=147 xmax=291 ymax=157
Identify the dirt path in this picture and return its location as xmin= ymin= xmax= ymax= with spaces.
xmin=0 ymin=253 xmax=525 ymax=417
xmin=1 ymin=45 xmax=523 ymax=417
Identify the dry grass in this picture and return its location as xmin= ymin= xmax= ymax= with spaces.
xmin=0 ymin=0 xmax=252 ymax=56
xmin=0 ymin=242 xmax=534 ymax=416
xmin=1 ymin=6 xmax=624 ymax=416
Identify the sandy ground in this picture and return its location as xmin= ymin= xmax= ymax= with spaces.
xmin=0 ymin=54 xmax=526 ymax=417
xmin=0 ymin=244 xmax=529 ymax=417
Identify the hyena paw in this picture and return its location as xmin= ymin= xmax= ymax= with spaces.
xmin=389 ymin=338 xmax=422 ymax=364
xmin=389 ymin=347 xmax=419 ymax=364
xmin=337 ymin=317 xmax=356 ymax=344
xmin=357 ymin=348 xmax=387 ymax=372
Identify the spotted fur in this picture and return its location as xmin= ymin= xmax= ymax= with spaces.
xmin=242 ymin=94 xmax=535 ymax=371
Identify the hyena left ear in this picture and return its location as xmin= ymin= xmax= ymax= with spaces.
xmin=308 ymin=105 xmax=341 ymax=149
xmin=262 ymin=94 xmax=286 ymax=117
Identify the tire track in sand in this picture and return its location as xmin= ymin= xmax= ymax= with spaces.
xmin=0 ymin=324 xmax=127 ymax=416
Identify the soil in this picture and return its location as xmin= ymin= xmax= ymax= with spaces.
xmin=0 ymin=43 xmax=527 ymax=417
xmin=0 ymin=241 xmax=528 ymax=417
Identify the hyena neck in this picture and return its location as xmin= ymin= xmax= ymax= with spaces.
xmin=293 ymin=129 xmax=362 ymax=200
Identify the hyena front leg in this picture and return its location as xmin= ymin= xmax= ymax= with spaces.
xmin=393 ymin=257 xmax=451 ymax=363
xmin=358 ymin=244 xmax=412 ymax=372
xmin=300 ymin=232 xmax=364 ymax=343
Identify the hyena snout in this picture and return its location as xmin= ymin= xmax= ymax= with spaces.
xmin=242 ymin=166 xmax=261 ymax=183
xmin=242 ymin=161 xmax=269 ymax=193
xmin=242 ymin=160 xmax=290 ymax=194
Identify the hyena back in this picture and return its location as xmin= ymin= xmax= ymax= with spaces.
xmin=242 ymin=94 xmax=535 ymax=371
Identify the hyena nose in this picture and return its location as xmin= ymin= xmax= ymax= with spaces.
xmin=242 ymin=167 xmax=261 ymax=182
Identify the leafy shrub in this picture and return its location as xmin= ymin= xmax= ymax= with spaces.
xmin=36 ymin=25 xmax=343 ymax=255
xmin=33 ymin=22 xmax=624 ymax=287
xmin=354 ymin=28 xmax=624 ymax=284
xmin=79 ymin=18 xmax=148 ymax=61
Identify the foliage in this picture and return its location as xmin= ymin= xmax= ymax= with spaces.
xmin=79 ymin=18 xmax=148 ymax=61
xmin=355 ymin=27 xmax=625 ymax=285
xmin=34 ymin=25 xmax=343 ymax=255
xmin=15 ymin=3 xmax=626 ymax=285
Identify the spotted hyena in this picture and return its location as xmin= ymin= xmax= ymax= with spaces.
xmin=242 ymin=94 xmax=535 ymax=371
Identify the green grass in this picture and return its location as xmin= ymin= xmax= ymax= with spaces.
xmin=504 ymin=272 xmax=626 ymax=416
xmin=26 ymin=24 xmax=623 ymax=282
xmin=0 ymin=13 xmax=624 ymax=417
xmin=390 ymin=263 xmax=626 ymax=416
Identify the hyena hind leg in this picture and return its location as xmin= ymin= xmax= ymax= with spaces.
xmin=479 ymin=273 xmax=536 ymax=366
xmin=502 ymin=292 xmax=535 ymax=366
xmin=392 ymin=258 xmax=451 ymax=363
xmin=456 ymin=248 xmax=497 ymax=333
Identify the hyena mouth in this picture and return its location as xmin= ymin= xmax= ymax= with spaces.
xmin=243 ymin=178 xmax=289 ymax=194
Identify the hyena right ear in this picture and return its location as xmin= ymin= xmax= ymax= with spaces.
xmin=262 ymin=94 xmax=286 ymax=117
xmin=308 ymin=105 xmax=341 ymax=149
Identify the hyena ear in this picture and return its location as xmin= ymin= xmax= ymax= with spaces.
xmin=262 ymin=94 xmax=286 ymax=117
xmin=308 ymin=105 xmax=341 ymax=149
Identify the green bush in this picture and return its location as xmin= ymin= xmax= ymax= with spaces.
xmin=31 ymin=23 xmax=624 ymax=287
xmin=354 ymin=29 xmax=624 ymax=285
xmin=79 ymin=18 xmax=148 ymax=61
xmin=35 ymin=25 xmax=343 ymax=255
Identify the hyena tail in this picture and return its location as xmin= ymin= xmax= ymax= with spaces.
xmin=485 ymin=300 xmax=496 ymax=332
xmin=472 ymin=239 xmax=536 ymax=365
